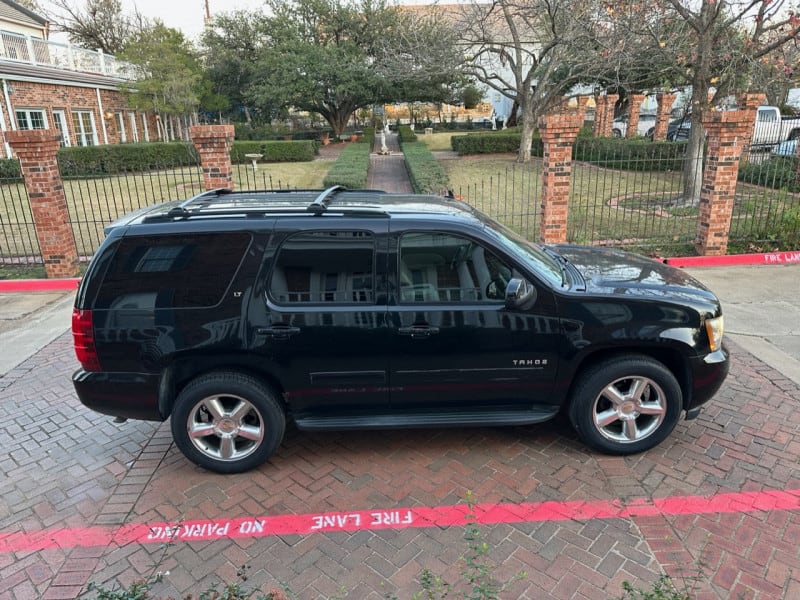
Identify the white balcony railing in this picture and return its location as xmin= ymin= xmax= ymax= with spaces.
xmin=0 ymin=31 xmax=137 ymax=81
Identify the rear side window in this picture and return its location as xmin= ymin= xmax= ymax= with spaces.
xmin=270 ymin=231 xmax=375 ymax=304
xmin=94 ymin=232 xmax=251 ymax=309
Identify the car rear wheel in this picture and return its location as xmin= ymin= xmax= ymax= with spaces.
xmin=568 ymin=356 xmax=682 ymax=454
xmin=171 ymin=372 xmax=285 ymax=473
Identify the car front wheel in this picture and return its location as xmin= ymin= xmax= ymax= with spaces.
xmin=568 ymin=356 xmax=682 ymax=454
xmin=171 ymin=372 xmax=285 ymax=473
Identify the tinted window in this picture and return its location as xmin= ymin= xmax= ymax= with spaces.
xmin=95 ymin=233 xmax=250 ymax=309
xmin=399 ymin=232 xmax=511 ymax=303
xmin=270 ymin=231 xmax=376 ymax=304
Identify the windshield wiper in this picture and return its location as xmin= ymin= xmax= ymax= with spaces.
xmin=539 ymin=246 xmax=570 ymax=287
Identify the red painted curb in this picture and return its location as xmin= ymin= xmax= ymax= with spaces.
xmin=0 ymin=278 xmax=80 ymax=292
xmin=665 ymin=250 xmax=800 ymax=268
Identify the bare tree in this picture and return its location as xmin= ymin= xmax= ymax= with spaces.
xmin=453 ymin=0 xmax=626 ymax=163
xmin=41 ymin=0 xmax=148 ymax=54
xmin=644 ymin=0 xmax=800 ymax=202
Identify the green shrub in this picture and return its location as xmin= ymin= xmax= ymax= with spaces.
xmin=58 ymin=143 xmax=199 ymax=177
xmin=0 ymin=157 xmax=21 ymax=180
xmin=401 ymin=141 xmax=450 ymax=194
xmin=573 ymin=138 xmax=688 ymax=172
xmin=398 ymin=125 xmax=417 ymax=143
xmin=737 ymin=155 xmax=800 ymax=192
xmin=322 ymin=141 xmax=370 ymax=188
xmin=451 ymin=131 xmax=529 ymax=155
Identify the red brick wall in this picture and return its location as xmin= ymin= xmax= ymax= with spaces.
xmin=190 ymin=125 xmax=235 ymax=190
xmin=0 ymin=80 xmax=155 ymax=148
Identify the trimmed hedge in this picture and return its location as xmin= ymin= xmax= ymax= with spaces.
xmin=398 ymin=125 xmax=417 ymax=143
xmin=738 ymin=155 xmax=800 ymax=193
xmin=451 ymin=131 xmax=530 ymax=155
xmin=322 ymin=141 xmax=371 ymax=189
xmin=58 ymin=142 xmax=199 ymax=176
xmin=401 ymin=141 xmax=450 ymax=194
xmin=573 ymin=138 xmax=688 ymax=172
xmin=230 ymin=140 xmax=317 ymax=164
xmin=0 ymin=158 xmax=21 ymax=180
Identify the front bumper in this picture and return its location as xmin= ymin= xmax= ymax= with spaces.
xmin=686 ymin=344 xmax=730 ymax=414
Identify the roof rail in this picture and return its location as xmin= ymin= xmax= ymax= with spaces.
xmin=307 ymin=185 xmax=345 ymax=214
xmin=167 ymin=188 xmax=234 ymax=218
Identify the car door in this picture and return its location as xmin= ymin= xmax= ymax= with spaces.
xmin=250 ymin=218 xmax=391 ymax=418
xmin=387 ymin=226 xmax=561 ymax=412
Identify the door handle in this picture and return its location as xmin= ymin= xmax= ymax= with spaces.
xmin=398 ymin=325 xmax=440 ymax=338
xmin=257 ymin=325 xmax=301 ymax=339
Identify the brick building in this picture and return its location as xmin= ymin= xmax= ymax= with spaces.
xmin=0 ymin=0 xmax=157 ymax=158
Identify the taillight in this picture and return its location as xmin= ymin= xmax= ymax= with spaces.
xmin=72 ymin=308 xmax=102 ymax=371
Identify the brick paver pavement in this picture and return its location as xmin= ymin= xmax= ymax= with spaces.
xmin=1 ymin=332 xmax=799 ymax=599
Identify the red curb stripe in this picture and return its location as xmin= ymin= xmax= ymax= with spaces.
xmin=665 ymin=250 xmax=800 ymax=268
xmin=2 ymin=488 xmax=798 ymax=554
xmin=0 ymin=278 xmax=80 ymax=292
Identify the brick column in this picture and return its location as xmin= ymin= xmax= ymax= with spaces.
xmin=592 ymin=94 xmax=618 ymax=138
xmin=576 ymin=96 xmax=589 ymax=127
xmin=189 ymin=125 xmax=235 ymax=190
xmin=652 ymin=92 xmax=676 ymax=141
xmin=626 ymin=94 xmax=646 ymax=139
xmin=538 ymin=112 xmax=583 ymax=244
xmin=6 ymin=130 xmax=79 ymax=278
xmin=695 ymin=109 xmax=755 ymax=255
xmin=737 ymin=93 xmax=766 ymax=159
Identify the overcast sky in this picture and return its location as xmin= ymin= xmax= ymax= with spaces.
xmin=128 ymin=0 xmax=265 ymax=41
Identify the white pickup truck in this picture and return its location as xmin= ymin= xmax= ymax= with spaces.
xmin=751 ymin=106 xmax=800 ymax=147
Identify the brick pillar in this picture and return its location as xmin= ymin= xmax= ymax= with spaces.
xmin=695 ymin=109 xmax=755 ymax=255
xmin=737 ymin=93 xmax=766 ymax=159
xmin=626 ymin=94 xmax=646 ymax=139
xmin=576 ymin=96 xmax=589 ymax=127
xmin=189 ymin=125 xmax=235 ymax=190
xmin=652 ymin=92 xmax=676 ymax=141
xmin=538 ymin=112 xmax=583 ymax=244
xmin=592 ymin=94 xmax=618 ymax=138
xmin=6 ymin=130 xmax=79 ymax=278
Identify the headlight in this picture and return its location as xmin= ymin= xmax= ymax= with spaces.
xmin=705 ymin=316 xmax=724 ymax=352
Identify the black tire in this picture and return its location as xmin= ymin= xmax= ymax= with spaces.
xmin=170 ymin=372 xmax=285 ymax=473
xmin=568 ymin=356 xmax=682 ymax=455
xmin=612 ymin=129 xmax=623 ymax=138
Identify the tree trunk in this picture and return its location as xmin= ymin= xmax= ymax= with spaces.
xmin=517 ymin=102 xmax=535 ymax=163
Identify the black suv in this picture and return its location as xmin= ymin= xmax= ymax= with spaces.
xmin=72 ymin=187 xmax=729 ymax=473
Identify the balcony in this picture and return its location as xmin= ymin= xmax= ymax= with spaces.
xmin=0 ymin=31 xmax=136 ymax=81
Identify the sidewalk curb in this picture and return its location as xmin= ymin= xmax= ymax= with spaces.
xmin=0 ymin=278 xmax=80 ymax=292
xmin=665 ymin=250 xmax=800 ymax=267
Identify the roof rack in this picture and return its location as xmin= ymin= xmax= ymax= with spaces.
xmin=167 ymin=188 xmax=234 ymax=218
xmin=307 ymin=185 xmax=345 ymax=214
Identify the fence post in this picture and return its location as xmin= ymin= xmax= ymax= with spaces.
xmin=6 ymin=129 xmax=79 ymax=278
xmin=695 ymin=108 xmax=756 ymax=255
xmin=592 ymin=94 xmax=618 ymax=138
xmin=538 ymin=111 xmax=583 ymax=244
xmin=626 ymin=93 xmax=646 ymax=139
xmin=189 ymin=125 xmax=235 ymax=190
xmin=652 ymin=92 xmax=676 ymax=141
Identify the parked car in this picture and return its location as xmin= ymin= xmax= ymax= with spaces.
xmin=751 ymin=106 xmax=800 ymax=147
xmin=770 ymin=138 xmax=797 ymax=157
xmin=612 ymin=113 xmax=657 ymax=137
xmin=72 ymin=187 xmax=730 ymax=473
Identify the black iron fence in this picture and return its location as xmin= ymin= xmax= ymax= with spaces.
xmin=451 ymin=141 xmax=800 ymax=256
xmin=1 ymin=140 xmax=799 ymax=267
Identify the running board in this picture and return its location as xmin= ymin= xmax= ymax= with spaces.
xmin=294 ymin=407 xmax=559 ymax=431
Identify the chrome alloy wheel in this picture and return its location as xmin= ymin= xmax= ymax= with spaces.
xmin=186 ymin=393 xmax=265 ymax=462
xmin=591 ymin=376 xmax=667 ymax=444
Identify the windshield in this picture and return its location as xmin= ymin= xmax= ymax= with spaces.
xmin=482 ymin=219 xmax=565 ymax=287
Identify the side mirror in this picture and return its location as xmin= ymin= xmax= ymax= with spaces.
xmin=505 ymin=278 xmax=536 ymax=309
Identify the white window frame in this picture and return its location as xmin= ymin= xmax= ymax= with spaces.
xmin=52 ymin=109 xmax=71 ymax=147
xmin=72 ymin=110 xmax=99 ymax=146
xmin=141 ymin=114 xmax=150 ymax=142
xmin=128 ymin=111 xmax=139 ymax=142
xmin=15 ymin=108 xmax=47 ymax=130
xmin=117 ymin=111 xmax=127 ymax=142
